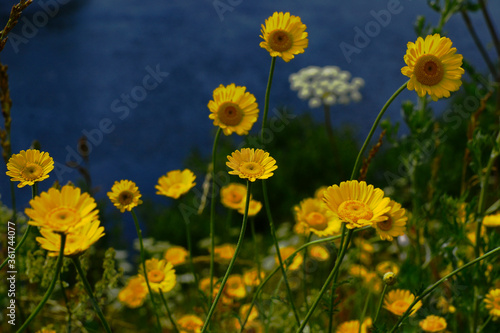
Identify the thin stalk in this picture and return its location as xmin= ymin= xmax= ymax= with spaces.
xmin=388 ymin=245 xmax=500 ymax=333
xmin=131 ymin=209 xmax=162 ymax=333
xmin=477 ymin=315 xmax=492 ymax=333
xmin=263 ymin=180 xmax=301 ymax=327
xmin=260 ymin=57 xmax=277 ymax=143
xmin=297 ymin=229 xmax=354 ymax=333
xmin=350 ymin=81 xmax=408 ymax=180
xmin=16 ymin=234 xmax=66 ymax=333
xmin=302 ymin=232 xmax=312 ymax=312
xmin=71 ymin=257 xmax=112 ymax=333
xmin=209 ymin=127 xmax=222 ymax=301
xmin=201 ymin=181 xmax=253 ymax=333
xmin=328 ymin=223 xmax=346 ymax=333
xmin=159 ymin=289 xmax=179 ymax=333
xmin=373 ymin=284 xmax=388 ymax=325
xmin=59 ymin=273 xmax=73 ymax=333
xmin=358 ymin=292 xmax=371 ymax=333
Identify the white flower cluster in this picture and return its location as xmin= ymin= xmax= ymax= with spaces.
xmin=289 ymin=66 xmax=365 ymax=108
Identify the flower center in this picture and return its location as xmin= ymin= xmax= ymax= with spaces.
xmin=337 ymin=200 xmax=373 ymax=223
xmin=229 ymin=191 xmax=244 ymax=203
xmin=218 ymin=102 xmax=243 ymax=126
xmin=21 ymin=163 xmax=43 ymax=180
xmin=377 ymin=215 xmax=393 ymax=231
xmin=148 ymin=269 xmax=165 ymax=283
xmin=414 ymin=54 xmax=444 ymax=86
xmin=47 ymin=207 xmax=80 ymax=229
xmin=269 ymin=29 xmax=293 ymax=52
xmin=393 ymin=300 xmax=410 ymax=314
xmin=240 ymin=162 xmax=264 ymax=177
xmin=118 ymin=191 xmax=134 ymax=205
xmin=305 ymin=212 xmax=328 ymax=230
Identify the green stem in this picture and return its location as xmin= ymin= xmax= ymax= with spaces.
xmin=59 ymin=272 xmax=73 ymax=333
xmin=159 ymin=289 xmax=179 ymax=333
xmin=185 ymin=214 xmax=200 ymax=295
xmin=328 ymin=223 xmax=346 ymax=333
xmin=263 ymin=180 xmax=301 ymax=327
xmin=297 ymin=229 xmax=354 ymax=333
xmin=16 ymin=233 xmax=66 ymax=333
xmin=131 ymin=209 xmax=162 ymax=333
xmin=201 ymin=181 xmax=253 ymax=333
xmin=350 ymin=81 xmax=408 ymax=181
xmin=373 ymin=284 xmax=388 ymax=325
xmin=260 ymin=57 xmax=277 ymax=143
xmin=477 ymin=315 xmax=492 ymax=333
xmin=388 ymin=245 xmax=500 ymax=333
xmin=71 ymin=257 xmax=112 ymax=333
xmin=209 ymin=127 xmax=222 ymax=301
xmin=358 ymin=291 xmax=371 ymax=333
xmin=303 ymin=232 xmax=312 ymax=312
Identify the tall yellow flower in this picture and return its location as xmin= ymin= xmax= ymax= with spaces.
xmin=260 ymin=12 xmax=308 ymax=62
xmin=177 ymin=314 xmax=204 ymax=333
xmin=107 ymin=180 xmax=143 ymax=213
xmin=164 ymin=246 xmax=189 ymax=266
xmin=36 ymin=220 xmax=104 ymax=257
xmin=484 ymin=288 xmax=500 ymax=318
xmin=141 ymin=258 xmax=176 ymax=293
xmin=402 ymin=33 xmax=464 ymax=101
xmin=156 ymin=169 xmax=196 ymax=199
xmin=294 ymin=197 xmax=342 ymax=237
xmin=6 ymin=149 xmax=54 ymax=188
xmin=25 ymin=185 xmax=99 ymax=233
xmin=324 ymin=180 xmax=391 ymax=229
xmin=118 ymin=275 xmax=148 ymax=308
xmin=373 ymin=200 xmax=407 ymax=241
xmin=384 ymin=289 xmax=422 ymax=316
xmin=226 ymin=148 xmax=277 ymax=182
xmin=208 ymin=83 xmax=259 ymax=136
xmin=220 ymin=183 xmax=247 ymax=209
xmin=419 ymin=315 xmax=447 ymax=332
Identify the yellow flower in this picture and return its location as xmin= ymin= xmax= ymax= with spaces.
xmin=373 ymin=200 xmax=407 ymax=241
xmin=324 ymin=180 xmax=391 ymax=229
xmin=6 ymin=149 xmax=54 ymax=188
xmin=177 ymin=314 xmax=204 ymax=333
xmin=208 ymin=83 xmax=259 ymax=136
xmin=213 ymin=243 xmax=236 ymax=261
xmin=243 ymin=268 xmax=265 ymax=287
xmin=118 ymin=275 xmax=148 ymax=308
xmin=294 ymin=198 xmax=342 ymax=237
xmin=156 ymin=169 xmax=196 ymax=199
xmin=25 ymin=185 xmax=99 ymax=234
xmin=314 ymin=186 xmax=328 ymax=200
xmin=419 ymin=315 xmax=447 ymax=332
xmin=308 ymin=245 xmax=330 ymax=261
xmin=436 ymin=296 xmax=456 ymax=314
xmin=164 ymin=246 xmax=189 ymax=266
xmin=36 ymin=220 xmax=104 ymax=257
xmin=384 ymin=289 xmax=422 ymax=316
xmin=376 ymin=261 xmax=400 ymax=277
xmin=240 ymin=303 xmax=259 ymax=323
xmin=199 ymin=276 xmax=218 ymax=299
xmin=221 ymin=183 xmax=247 ymax=209
xmin=259 ymin=12 xmax=308 ymax=62
xmin=484 ymin=288 xmax=500 ymax=318
xmin=349 ymin=264 xmax=369 ymax=279
xmin=336 ymin=318 xmax=372 ymax=333
xmin=226 ymin=148 xmax=277 ymax=182
xmin=483 ymin=213 xmax=500 ymax=227
xmin=238 ymin=198 xmax=262 ymax=216
xmin=402 ymin=33 xmax=464 ymax=101
xmin=142 ymin=258 xmax=176 ymax=293
xmin=107 ymin=180 xmax=143 ymax=213
xmin=277 ymin=246 xmax=303 ymax=271
xmin=224 ymin=274 xmax=246 ymax=299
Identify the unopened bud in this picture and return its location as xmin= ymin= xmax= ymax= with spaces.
xmin=383 ymin=272 xmax=396 ymax=286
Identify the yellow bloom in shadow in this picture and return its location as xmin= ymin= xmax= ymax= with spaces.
xmin=243 ymin=268 xmax=265 ymax=287
xmin=141 ymin=258 xmax=176 ymax=293
xmin=107 ymin=179 xmax=143 ymax=213
xmin=294 ymin=197 xmax=342 ymax=237
xmin=226 ymin=148 xmax=277 ymax=182
xmin=225 ymin=274 xmax=246 ymax=299
xmin=156 ymin=169 xmax=196 ymax=199
xmin=373 ymin=200 xmax=407 ymax=241
xmin=213 ymin=243 xmax=236 ymax=261
xmin=335 ymin=318 xmax=372 ymax=333
xmin=419 ymin=315 xmax=447 ymax=332
xmin=484 ymin=288 xmax=500 ymax=318
xmin=277 ymin=246 xmax=303 ymax=271
xmin=483 ymin=213 xmax=500 ymax=227
xmin=164 ymin=246 xmax=189 ymax=266
xmin=177 ymin=314 xmax=204 ymax=333
xmin=6 ymin=149 xmax=54 ymax=188
xmin=221 ymin=183 xmax=247 ymax=209
xmin=118 ymin=275 xmax=148 ymax=308
xmin=384 ymin=289 xmax=422 ymax=317
xmin=238 ymin=198 xmax=262 ymax=216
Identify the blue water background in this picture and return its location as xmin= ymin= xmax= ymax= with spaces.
xmin=0 ymin=0 xmax=498 ymax=207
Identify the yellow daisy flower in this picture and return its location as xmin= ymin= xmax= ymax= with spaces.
xmin=6 ymin=149 xmax=54 ymax=188
xmin=240 ymin=303 xmax=259 ymax=323
xmin=401 ymin=33 xmax=464 ymax=101
xmin=118 ymin=275 xmax=148 ymax=308
xmin=419 ymin=315 xmax=447 ymax=332
xmin=107 ymin=180 xmax=143 ymax=213
xmin=156 ymin=169 xmax=196 ymax=199
xmin=177 ymin=314 xmax=204 ymax=333
xmin=237 ymin=198 xmax=262 ymax=216
xmin=213 ymin=243 xmax=236 ymax=261
xmin=25 ymin=185 xmax=99 ymax=234
xmin=324 ymin=180 xmax=391 ymax=229
xmin=208 ymin=83 xmax=259 ymax=136
xmin=294 ymin=198 xmax=342 ymax=237
xmin=384 ymin=289 xmax=422 ymax=316
xmin=36 ymin=220 xmax=104 ymax=257
xmin=484 ymin=288 xmax=500 ymax=318
xmin=308 ymin=245 xmax=330 ymax=261
xmin=243 ymin=268 xmax=265 ymax=287
xmin=259 ymin=12 xmax=308 ymax=62
xmin=373 ymin=200 xmax=407 ymax=241
xmin=483 ymin=213 xmax=500 ymax=227
xmin=277 ymin=246 xmax=303 ymax=271
xmin=224 ymin=274 xmax=246 ymax=299
xmin=142 ymin=258 xmax=176 ymax=293
xmin=336 ymin=318 xmax=372 ymax=333
xmin=221 ymin=183 xmax=247 ymax=209
xmin=164 ymin=246 xmax=189 ymax=266
xmin=226 ymin=148 xmax=277 ymax=182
